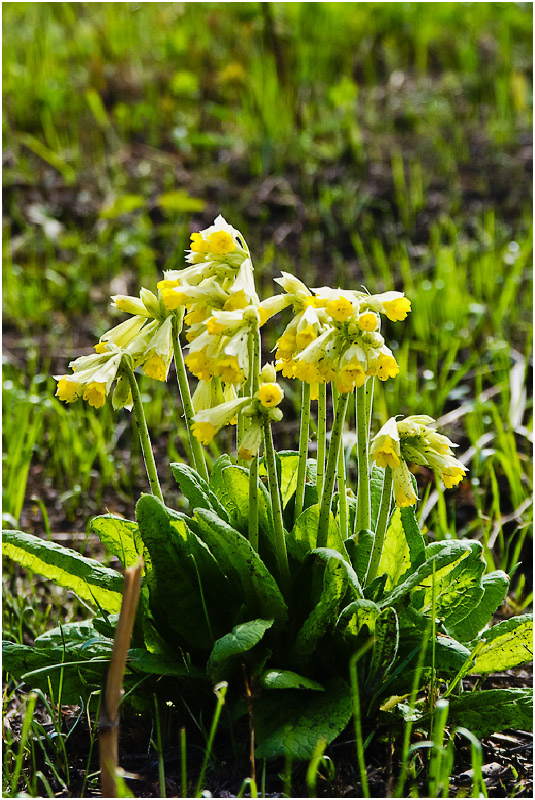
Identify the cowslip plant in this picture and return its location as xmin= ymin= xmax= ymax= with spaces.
xmin=3 ymin=215 xmax=533 ymax=764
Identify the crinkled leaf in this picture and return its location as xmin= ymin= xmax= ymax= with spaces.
xmin=2 ymin=641 xmax=107 ymax=704
xmin=379 ymin=540 xmax=470 ymax=609
xmin=369 ymin=607 xmax=399 ymax=682
xmin=377 ymin=507 xmax=426 ymax=591
xmin=335 ymin=599 xmax=380 ymax=642
xmin=219 ymin=465 xmax=274 ymax=542
xmin=136 ymin=495 xmax=233 ymax=649
xmin=422 ymin=689 xmax=533 ymax=738
xmin=126 ymin=648 xmax=201 ymax=678
xmin=448 ymin=571 xmax=510 ymax=642
xmin=287 ymin=504 xmax=348 ymax=561
xmin=207 ymin=618 xmax=273 ymax=681
xmin=170 ymin=462 xmax=229 ymax=521
xmin=370 ymin=465 xmax=387 ymax=531
xmin=419 ymin=541 xmax=485 ymax=627
xmin=470 ymin=614 xmax=533 ymax=674
xmin=90 ymin=515 xmax=142 ymax=569
xmin=260 ymin=669 xmax=324 ymax=691
xmin=346 ymin=530 xmax=375 ymax=584
xmin=254 ymin=677 xmax=352 ymax=760
xmin=194 ymin=508 xmax=288 ymax=629
xmin=34 ymin=621 xmax=113 ymax=658
xmin=2 ymin=530 xmax=123 ymax=613
xmin=293 ymin=549 xmax=352 ymax=659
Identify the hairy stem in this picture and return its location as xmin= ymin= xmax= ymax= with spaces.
xmin=365 ymin=465 xmax=393 ymax=585
xmin=294 ymin=381 xmax=311 ymax=523
xmin=317 ymin=390 xmax=350 ymax=548
xmin=248 ymin=323 xmax=261 ymax=551
xmin=355 ymin=382 xmax=371 ymax=532
xmin=262 ymin=418 xmax=290 ymax=593
xmin=316 ymin=382 xmax=327 ymax=497
xmin=171 ymin=314 xmax=209 ymax=483
xmin=125 ymin=363 xmax=164 ymax=503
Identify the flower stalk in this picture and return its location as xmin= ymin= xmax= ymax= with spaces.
xmin=124 ymin=361 xmax=164 ymax=503
xmin=316 ymin=382 xmax=327 ymax=497
xmin=317 ymin=390 xmax=350 ymax=548
xmin=365 ymin=464 xmax=393 ymax=585
xmin=355 ymin=383 xmax=371 ymax=532
xmin=262 ymin=418 xmax=290 ymax=594
xmin=248 ymin=322 xmax=261 ymax=552
xmin=171 ymin=314 xmax=209 ymax=483
xmin=294 ymin=381 xmax=311 ymax=523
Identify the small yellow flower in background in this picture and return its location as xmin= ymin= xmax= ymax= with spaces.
xmin=258 ymin=383 xmax=284 ymax=408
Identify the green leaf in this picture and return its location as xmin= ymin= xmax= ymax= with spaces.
xmin=194 ymin=509 xmax=288 ymax=629
xmin=99 ymin=194 xmax=145 ymax=218
xmin=335 ymin=599 xmax=380 ymax=642
xmin=254 ymin=677 xmax=352 ymax=760
xmin=288 ymin=504 xmax=348 ymax=561
xmin=447 ymin=571 xmax=510 ymax=642
xmin=345 ymin=530 xmax=375 ymax=584
xmin=393 ymin=633 xmax=471 ymax=683
xmin=2 ymin=640 xmax=107 ymax=704
xmin=34 ymin=621 xmax=113 ymax=658
xmin=425 ymin=689 xmax=533 ymax=738
xmin=370 ymin=466 xmax=387 ymax=531
xmin=127 ymin=649 xmax=201 ymax=679
xmin=221 ymin=466 xmax=274 ymax=539
xmin=136 ymin=495 xmax=234 ymax=649
xmin=90 ymin=515 xmax=142 ymax=569
xmin=293 ymin=549 xmax=351 ymax=659
xmin=260 ymin=669 xmax=324 ymax=691
xmin=470 ymin=614 xmax=533 ymax=674
xmin=419 ymin=541 xmax=485 ymax=627
xmin=2 ymin=530 xmax=123 ymax=613
xmin=207 ymin=619 xmax=273 ymax=681
xmin=377 ymin=507 xmax=426 ymax=591
xmin=170 ymin=462 xmax=229 ymax=521
xmin=379 ymin=540 xmax=470 ymax=609
xmin=369 ymin=607 xmax=399 ymax=682
xmin=156 ymin=191 xmax=205 ymax=213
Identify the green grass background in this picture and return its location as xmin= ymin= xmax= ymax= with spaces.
xmin=3 ymin=1 xmax=532 ymax=589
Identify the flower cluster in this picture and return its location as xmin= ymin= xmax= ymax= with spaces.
xmin=262 ymin=274 xmax=410 ymax=395
xmin=370 ymin=415 xmax=467 ymax=507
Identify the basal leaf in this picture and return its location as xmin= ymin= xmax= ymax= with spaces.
xmin=207 ymin=618 xmax=273 ymax=681
xmin=346 ymin=530 xmax=375 ymax=584
xmin=90 ymin=515 xmax=141 ymax=569
xmin=260 ymin=669 xmax=324 ymax=691
xmin=379 ymin=540 xmax=470 ymax=609
xmin=293 ymin=549 xmax=352 ymax=659
xmin=288 ymin=504 xmax=348 ymax=561
xmin=419 ymin=541 xmax=485 ymax=627
xmin=368 ymin=606 xmax=399 ymax=682
xmin=254 ymin=677 xmax=352 ymax=760
xmin=127 ymin=648 xmax=202 ymax=679
xmin=194 ymin=509 xmax=288 ymax=629
xmin=470 ymin=614 xmax=533 ymax=674
xmin=424 ymin=689 xmax=533 ymax=738
xmin=370 ymin=466 xmax=387 ymax=531
xmin=376 ymin=507 xmax=426 ymax=591
xmin=2 ymin=530 xmax=123 ymax=613
xmin=170 ymin=462 xmax=229 ymax=521
xmin=136 ymin=495 xmax=232 ymax=649
xmin=2 ymin=640 xmax=107 ymax=704
xmin=34 ymin=621 xmax=113 ymax=658
xmin=335 ymin=599 xmax=380 ymax=642
xmin=220 ymin=465 xmax=274 ymax=541
xmin=447 ymin=571 xmax=510 ymax=642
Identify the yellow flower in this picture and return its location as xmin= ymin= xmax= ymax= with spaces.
xmin=325 ymin=296 xmax=354 ymax=322
xmin=224 ymin=290 xmax=249 ymax=311
xmin=376 ymin=352 xmax=400 ymax=381
xmin=296 ymin=325 xmax=318 ymax=349
xmin=190 ymin=232 xmax=210 ymax=254
xmin=192 ymin=421 xmax=218 ymax=444
xmin=83 ymin=382 xmax=107 ymax=409
xmin=382 ymin=296 xmax=411 ymax=322
xmin=258 ymin=383 xmax=284 ymax=408
xmin=358 ymin=312 xmax=379 ymax=332
xmin=392 ymin=461 xmax=418 ymax=507
xmin=214 ymin=356 xmax=243 ymax=385
xmin=442 ymin=467 xmax=466 ymax=488
xmin=185 ymin=349 xmax=213 ymax=381
xmin=161 ymin=288 xmax=187 ymax=310
xmin=55 ymin=378 xmax=78 ymax=403
xmin=335 ymin=363 xmax=366 ymax=393
xmin=207 ymin=231 xmax=236 ymax=254
xmin=143 ymin=354 xmax=168 ymax=382
xmin=94 ymin=342 xmax=108 ymax=354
